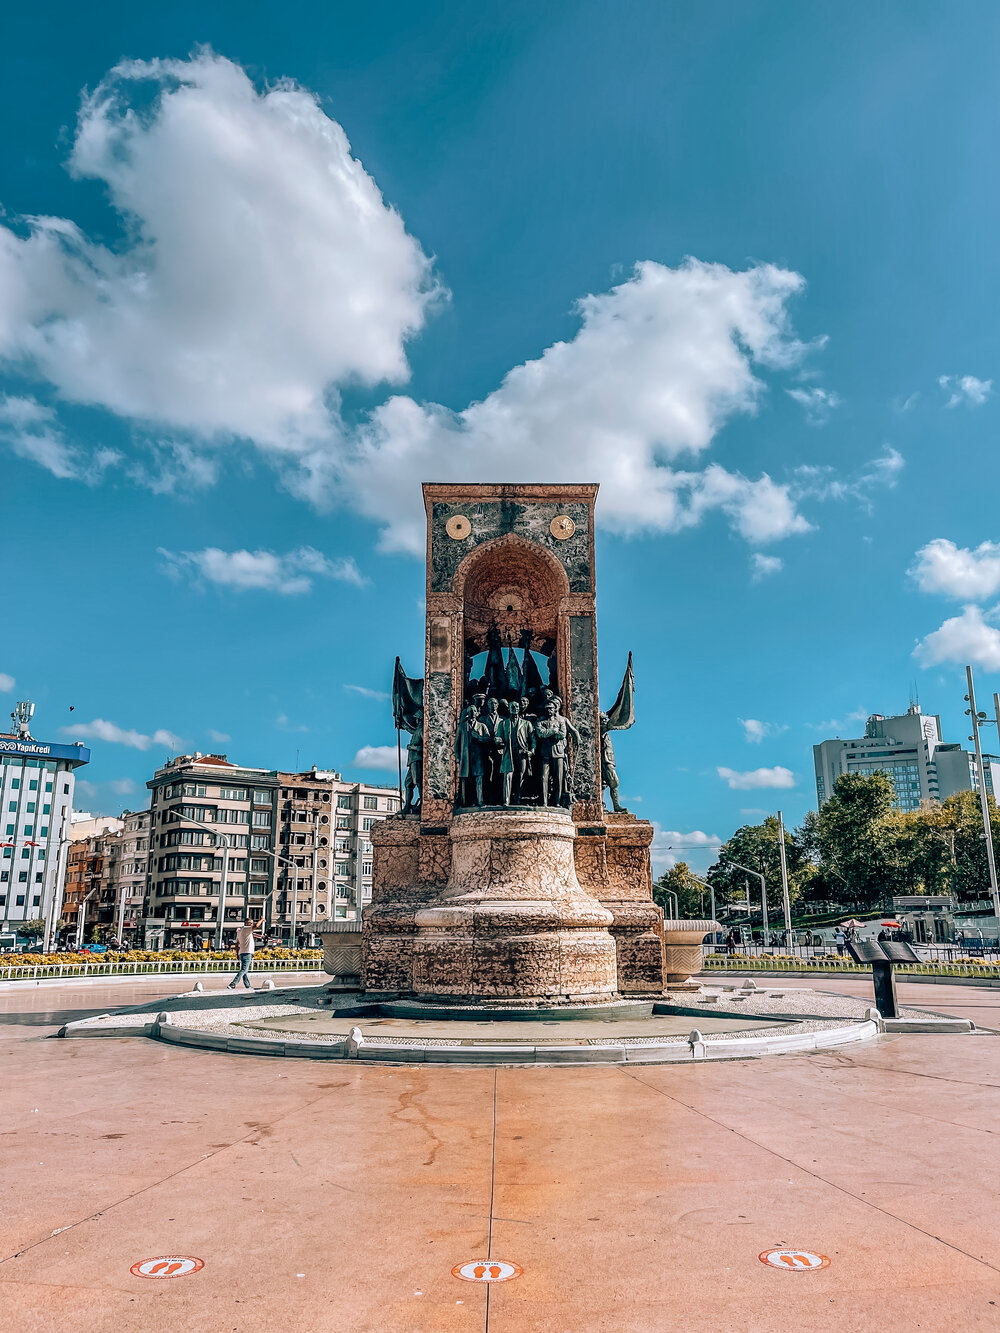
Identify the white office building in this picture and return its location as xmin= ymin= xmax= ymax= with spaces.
xmin=0 ymin=701 xmax=89 ymax=940
xmin=814 ymin=704 xmax=998 ymax=813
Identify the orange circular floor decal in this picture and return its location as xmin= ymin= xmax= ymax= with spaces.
xmin=452 ymin=1260 xmax=522 ymax=1283
xmin=759 ymin=1249 xmax=830 ymax=1271
xmin=131 ymin=1256 xmax=204 ymax=1279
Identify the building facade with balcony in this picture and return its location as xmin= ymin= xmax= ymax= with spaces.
xmin=144 ymin=754 xmax=279 ymax=949
xmin=62 ymin=815 xmax=124 ymax=943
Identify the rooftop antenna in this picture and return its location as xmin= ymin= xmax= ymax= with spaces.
xmin=11 ymin=701 xmax=34 ymax=739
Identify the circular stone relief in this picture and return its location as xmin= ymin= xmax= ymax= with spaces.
xmin=446 ymin=515 xmax=472 ymax=539
xmin=550 ymin=514 xmax=575 ymax=540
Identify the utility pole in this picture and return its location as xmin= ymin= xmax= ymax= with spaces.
xmin=777 ymin=810 xmax=792 ymax=942
xmin=965 ymin=665 xmax=1000 ymax=929
xmin=731 ymin=862 xmax=767 ymax=941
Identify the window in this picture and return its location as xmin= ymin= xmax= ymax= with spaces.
xmin=337 ymin=795 xmax=351 ymax=809
xmin=364 ymin=796 xmax=378 ymax=810
xmin=219 ymin=787 xmax=246 ymax=801
xmin=10 ymin=780 xmax=19 ymax=790
xmin=362 ymin=818 xmax=375 ymax=831
xmin=42 ymin=804 xmax=50 ymax=815
xmin=250 ymin=858 xmax=267 ymax=872
xmin=336 ymin=817 xmax=351 ymax=829
xmin=7 ymin=803 xmax=15 ymax=813
xmin=26 ymin=802 xmax=35 ymax=813
xmin=63 ymin=783 xmax=70 ymax=794
xmin=362 ymin=861 xmax=372 ymax=876
xmin=45 ymin=782 xmax=52 ymax=793
xmin=250 ymin=882 xmax=267 ymax=897
xmin=183 ymin=783 xmax=207 ymax=797
xmin=252 ymin=810 xmax=271 ymax=827
xmin=251 ymin=835 xmax=271 ymax=850
xmin=4 ymin=825 xmax=11 ymax=836
xmin=16 ymin=893 xmax=25 ymax=905
xmin=29 ymin=779 xmax=38 ymax=790
xmin=21 ymin=848 xmax=30 ymax=859
xmin=253 ymin=789 xmax=271 ymax=805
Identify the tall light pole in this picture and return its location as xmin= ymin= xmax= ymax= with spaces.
xmin=964 ymin=665 xmax=1000 ymax=927
xmin=731 ymin=861 xmax=767 ymax=939
xmin=777 ymin=810 xmax=792 ymax=941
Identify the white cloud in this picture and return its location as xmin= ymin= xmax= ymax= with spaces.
xmin=786 ymin=385 xmax=840 ymax=423
xmin=345 ymin=684 xmax=390 ymax=701
xmin=0 ymin=51 xmax=437 ymax=472
xmin=62 ymin=718 xmax=183 ymax=751
xmin=911 ymin=539 xmax=1000 ymax=602
xmin=750 ymin=553 xmax=782 ymax=582
xmin=649 ymin=825 xmax=723 ymax=870
xmin=158 ymin=546 xmax=365 ymax=594
xmin=939 ymin=374 xmax=993 ymax=408
xmin=345 ymin=258 xmax=814 ymax=554
xmin=352 ymin=744 xmax=399 ymax=772
xmin=0 ymin=672 xmax=14 ymax=692
xmin=915 ymin=604 xmax=1000 ymax=671
xmin=208 ymin=729 xmax=231 ymax=744
xmin=0 ymin=394 xmax=120 ymax=481
xmin=812 ymin=707 xmax=870 ymax=734
xmin=717 ymin=765 xmax=797 ymax=790
xmin=275 ymin=714 xmax=308 ymax=733
xmin=792 ymin=447 xmax=903 ymax=510
xmin=739 ymin=718 xmax=787 ymax=743
xmin=109 ymin=778 xmax=137 ymax=796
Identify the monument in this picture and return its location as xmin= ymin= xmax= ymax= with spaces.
xmin=361 ymin=483 xmax=668 ymax=1007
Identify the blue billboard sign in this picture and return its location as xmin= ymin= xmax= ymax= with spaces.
xmin=0 ymin=737 xmax=91 ymax=766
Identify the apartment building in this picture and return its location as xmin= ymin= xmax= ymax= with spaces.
xmin=144 ymin=753 xmax=279 ymax=950
xmin=274 ymin=770 xmax=399 ymax=942
xmin=117 ymin=809 xmax=151 ymax=944
xmin=62 ymin=816 xmax=123 ymax=943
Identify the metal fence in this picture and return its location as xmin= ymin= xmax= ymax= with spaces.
xmin=701 ymin=951 xmax=1000 ymax=979
xmin=0 ymin=958 xmax=325 ymax=982
xmin=706 ymin=940 xmax=1000 ymax=963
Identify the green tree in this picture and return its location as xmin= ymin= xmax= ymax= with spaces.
xmin=19 ymin=918 xmax=44 ymax=940
xmin=653 ymin=862 xmax=708 ymax=919
xmin=814 ymin=771 xmax=910 ymax=908
xmin=708 ymin=816 xmax=805 ymax=927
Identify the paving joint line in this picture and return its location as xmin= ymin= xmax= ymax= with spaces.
xmin=485 ymin=1068 xmax=498 ymax=1333
xmin=618 ymin=1066 xmax=1000 ymax=1277
xmin=0 ymin=1080 xmax=352 ymax=1269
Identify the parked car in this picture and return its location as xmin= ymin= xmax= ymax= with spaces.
xmin=78 ymin=943 xmax=109 ymax=955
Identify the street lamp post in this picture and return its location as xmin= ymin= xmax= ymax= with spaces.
xmin=731 ymin=862 xmax=767 ymax=941
xmin=777 ymin=810 xmax=792 ymax=942
xmin=964 ymin=665 xmax=1000 ymax=930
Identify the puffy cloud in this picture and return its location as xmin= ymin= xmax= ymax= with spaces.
xmin=109 ymin=778 xmax=137 ymax=796
xmin=649 ymin=825 xmax=723 ymax=870
xmin=911 ymin=538 xmax=1000 ymax=601
xmin=786 ymin=385 xmax=840 ymax=423
xmin=208 ymin=729 xmax=230 ymax=743
xmin=738 ymin=718 xmax=786 ymax=743
xmin=0 ymin=51 xmax=437 ymax=461
xmin=158 ymin=545 xmax=364 ymax=594
xmin=914 ymin=604 xmax=1000 ymax=671
xmin=62 ymin=718 xmax=183 ymax=750
xmin=750 ymin=553 xmax=782 ymax=581
xmin=0 ymin=672 xmax=14 ymax=692
xmin=717 ymin=765 xmax=797 ymax=790
xmin=345 ymin=258 xmax=814 ymax=554
xmin=939 ymin=374 xmax=992 ymax=408
xmin=352 ymin=744 xmax=399 ymax=771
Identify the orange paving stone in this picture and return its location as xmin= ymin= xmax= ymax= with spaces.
xmin=1 ymin=975 xmax=998 ymax=1332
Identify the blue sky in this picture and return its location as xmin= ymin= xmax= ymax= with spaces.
xmin=4 ymin=3 xmax=1000 ymax=869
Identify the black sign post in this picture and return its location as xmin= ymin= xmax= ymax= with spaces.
xmin=845 ymin=938 xmax=920 ymax=1018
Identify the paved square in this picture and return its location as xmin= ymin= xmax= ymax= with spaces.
xmin=2 ymin=976 xmax=998 ymax=1332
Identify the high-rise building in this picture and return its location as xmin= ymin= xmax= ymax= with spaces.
xmin=813 ymin=704 xmax=998 ymax=813
xmin=0 ymin=701 xmax=89 ymax=942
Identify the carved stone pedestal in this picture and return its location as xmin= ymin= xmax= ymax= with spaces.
xmin=408 ymin=808 xmax=618 ymax=1003
xmin=662 ymin=919 xmax=719 ymax=988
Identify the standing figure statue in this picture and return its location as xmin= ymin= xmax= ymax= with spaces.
xmin=534 ymin=696 xmax=581 ymax=808
xmin=601 ymin=652 xmax=635 ymax=813
xmin=501 ymin=699 xmax=536 ymax=805
xmin=478 ymin=696 xmax=505 ymax=799
xmin=455 ymin=698 xmax=488 ymax=806
xmin=598 ymin=713 xmax=623 ymax=813
xmin=401 ymin=709 xmax=423 ymax=815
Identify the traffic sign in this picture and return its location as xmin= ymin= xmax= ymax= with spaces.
xmin=759 ymin=1249 xmax=830 ymax=1271
xmin=452 ymin=1260 xmax=522 ymax=1283
xmin=130 ymin=1256 xmax=204 ymax=1279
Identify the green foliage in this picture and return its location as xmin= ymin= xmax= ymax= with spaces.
xmin=19 ymin=919 xmax=44 ymax=939
xmin=712 ymin=773 xmax=1000 ymax=915
xmin=653 ymin=862 xmax=708 ymax=918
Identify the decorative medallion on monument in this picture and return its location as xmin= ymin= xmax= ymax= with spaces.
xmin=363 ymin=483 xmax=668 ymax=1006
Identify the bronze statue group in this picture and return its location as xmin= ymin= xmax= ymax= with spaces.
xmin=394 ymin=639 xmax=634 ymax=816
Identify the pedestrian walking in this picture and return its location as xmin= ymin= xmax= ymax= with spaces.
xmin=229 ymin=917 xmax=263 ymax=990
